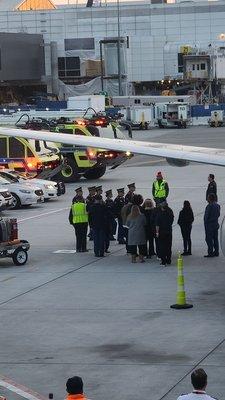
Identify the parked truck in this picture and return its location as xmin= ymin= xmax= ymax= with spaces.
xmin=155 ymin=102 xmax=190 ymax=129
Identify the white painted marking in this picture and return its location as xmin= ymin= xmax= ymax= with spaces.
xmin=53 ymin=250 xmax=76 ymax=254
xmin=18 ymin=207 xmax=69 ymax=223
xmin=0 ymin=375 xmax=46 ymax=400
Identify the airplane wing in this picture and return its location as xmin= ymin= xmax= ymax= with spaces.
xmin=1 ymin=126 xmax=225 ymax=167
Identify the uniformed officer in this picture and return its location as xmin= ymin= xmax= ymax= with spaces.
xmin=95 ymin=185 xmax=103 ymax=199
xmin=69 ymin=194 xmax=88 ymax=252
xmin=114 ymin=188 xmax=126 ymax=244
xmin=206 ymin=174 xmax=217 ymax=201
xmin=86 ymin=186 xmax=96 ymax=240
xmin=72 ymin=187 xmax=83 ymax=203
xmin=152 ymin=171 xmax=169 ymax=205
xmin=88 ymin=195 xmax=110 ymax=257
xmin=105 ymin=189 xmax=116 ymax=241
xmin=125 ymin=183 xmax=136 ymax=204
xmin=204 ymin=193 xmax=220 ymax=257
xmin=177 ymin=368 xmax=217 ymax=400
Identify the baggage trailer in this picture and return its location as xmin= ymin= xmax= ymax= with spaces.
xmin=0 ymin=240 xmax=30 ymax=265
xmin=155 ymin=102 xmax=190 ymax=128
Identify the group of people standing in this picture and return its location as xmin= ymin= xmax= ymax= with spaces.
xmin=69 ymin=171 xmax=221 ymax=263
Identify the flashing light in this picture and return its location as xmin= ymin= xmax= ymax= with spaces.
xmin=77 ymin=119 xmax=86 ymax=126
xmin=126 ymin=151 xmax=131 ymax=156
xmin=3 ymin=108 xmax=7 ymax=112
xmin=46 ymin=107 xmax=49 ymax=111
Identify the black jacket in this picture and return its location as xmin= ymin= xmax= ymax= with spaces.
xmin=114 ymin=196 xmax=125 ymax=218
xmin=143 ymin=208 xmax=154 ymax=235
xmin=155 ymin=207 xmax=174 ymax=233
xmin=178 ymin=208 xmax=194 ymax=227
xmin=88 ymin=203 xmax=110 ymax=231
xmin=206 ymin=181 xmax=217 ymax=201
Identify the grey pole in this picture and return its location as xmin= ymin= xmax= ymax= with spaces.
xmin=50 ymin=41 xmax=59 ymax=96
xmin=117 ymin=0 xmax=122 ymax=95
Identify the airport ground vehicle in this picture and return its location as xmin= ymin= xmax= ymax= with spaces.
xmin=155 ymin=103 xmax=190 ymax=128
xmin=13 ymin=113 xmax=132 ymax=183
xmin=0 ymin=188 xmax=13 ymax=211
xmin=0 ymin=175 xmax=44 ymax=209
xmin=0 ymin=169 xmax=59 ymax=201
xmin=208 ymin=110 xmax=225 ymax=127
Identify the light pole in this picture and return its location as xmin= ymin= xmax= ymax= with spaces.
xmin=117 ymin=0 xmax=122 ymax=95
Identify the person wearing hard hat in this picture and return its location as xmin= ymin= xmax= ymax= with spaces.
xmin=125 ymin=183 xmax=136 ymax=204
xmin=152 ymin=171 xmax=169 ymax=205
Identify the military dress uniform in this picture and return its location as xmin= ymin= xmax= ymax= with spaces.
xmin=105 ymin=189 xmax=117 ymax=241
xmin=114 ymin=188 xmax=126 ymax=244
xmin=86 ymin=186 xmax=96 ymax=240
xmin=125 ymin=183 xmax=136 ymax=204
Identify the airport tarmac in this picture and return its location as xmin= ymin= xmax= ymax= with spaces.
xmin=0 ymin=126 xmax=225 ymax=400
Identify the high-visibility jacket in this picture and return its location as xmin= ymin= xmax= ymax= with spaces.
xmin=71 ymin=202 xmax=88 ymax=224
xmin=153 ymin=180 xmax=167 ymax=199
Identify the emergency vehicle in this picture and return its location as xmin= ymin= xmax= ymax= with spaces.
xmin=5 ymin=113 xmax=132 ymax=183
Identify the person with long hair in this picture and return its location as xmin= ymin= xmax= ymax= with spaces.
xmin=143 ymin=198 xmax=156 ymax=258
xmin=178 ymin=200 xmax=194 ymax=256
xmin=127 ymin=205 xmax=146 ymax=263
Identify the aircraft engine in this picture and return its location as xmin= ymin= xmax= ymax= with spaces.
xmin=166 ymin=158 xmax=190 ymax=167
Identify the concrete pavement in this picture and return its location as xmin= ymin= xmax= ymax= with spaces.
xmin=0 ymin=126 xmax=225 ymax=400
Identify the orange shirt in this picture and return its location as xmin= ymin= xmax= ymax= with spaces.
xmin=66 ymin=394 xmax=88 ymax=400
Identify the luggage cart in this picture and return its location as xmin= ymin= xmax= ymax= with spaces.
xmin=0 ymin=240 xmax=30 ymax=266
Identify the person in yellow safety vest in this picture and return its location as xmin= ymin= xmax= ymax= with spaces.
xmin=152 ymin=171 xmax=169 ymax=205
xmin=69 ymin=188 xmax=88 ymax=253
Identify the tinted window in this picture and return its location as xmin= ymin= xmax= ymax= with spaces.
xmin=0 ymin=137 xmax=7 ymax=157
xmin=65 ymin=38 xmax=94 ymax=51
xmin=9 ymin=138 xmax=25 ymax=158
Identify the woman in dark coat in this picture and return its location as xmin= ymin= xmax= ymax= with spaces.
xmin=178 ymin=200 xmax=194 ymax=256
xmin=143 ymin=199 xmax=156 ymax=258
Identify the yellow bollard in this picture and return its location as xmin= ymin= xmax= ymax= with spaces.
xmin=170 ymin=253 xmax=193 ymax=309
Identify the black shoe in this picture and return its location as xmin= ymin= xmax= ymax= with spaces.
xmin=110 ymin=237 xmax=116 ymax=241
xmin=146 ymin=255 xmax=152 ymax=259
xmin=186 ymin=252 xmax=192 ymax=255
xmin=204 ymin=254 xmax=214 ymax=258
xmin=160 ymin=262 xmax=167 ymax=266
xmin=166 ymin=260 xmax=171 ymax=265
xmin=118 ymin=241 xmax=126 ymax=245
xmin=105 ymin=250 xmax=110 ymax=253
xmin=181 ymin=252 xmax=188 ymax=256
xmin=76 ymin=249 xmax=81 ymax=252
xmin=81 ymin=249 xmax=89 ymax=252
xmin=213 ymin=253 xmax=219 ymax=257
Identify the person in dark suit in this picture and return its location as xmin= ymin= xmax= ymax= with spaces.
xmin=143 ymin=198 xmax=156 ymax=258
xmin=204 ymin=193 xmax=220 ymax=257
xmin=206 ymin=174 xmax=217 ymax=202
xmin=155 ymin=201 xmax=174 ymax=266
xmin=86 ymin=186 xmax=96 ymax=241
xmin=88 ymin=195 xmax=110 ymax=257
xmin=105 ymin=189 xmax=116 ymax=241
xmin=114 ymin=188 xmax=126 ymax=244
xmin=178 ymin=200 xmax=194 ymax=256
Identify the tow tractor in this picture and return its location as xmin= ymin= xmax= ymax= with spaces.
xmin=14 ymin=111 xmax=133 ymax=182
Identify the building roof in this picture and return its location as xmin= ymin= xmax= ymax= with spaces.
xmin=0 ymin=0 xmax=56 ymax=11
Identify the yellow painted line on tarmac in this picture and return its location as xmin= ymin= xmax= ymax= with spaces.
xmin=18 ymin=207 xmax=69 ymax=223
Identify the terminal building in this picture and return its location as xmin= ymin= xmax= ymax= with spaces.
xmin=1 ymin=0 xmax=225 ymax=98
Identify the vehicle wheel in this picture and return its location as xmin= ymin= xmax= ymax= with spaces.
xmin=84 ymin=165 xmax=106 ymax=180
xmin=12 ymin=249 xmax=28 ymax=266
xmin=59 ymin=157 xmax=80 ymax=183
xmin=11 ymin=193 xmax=21 ymax=209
